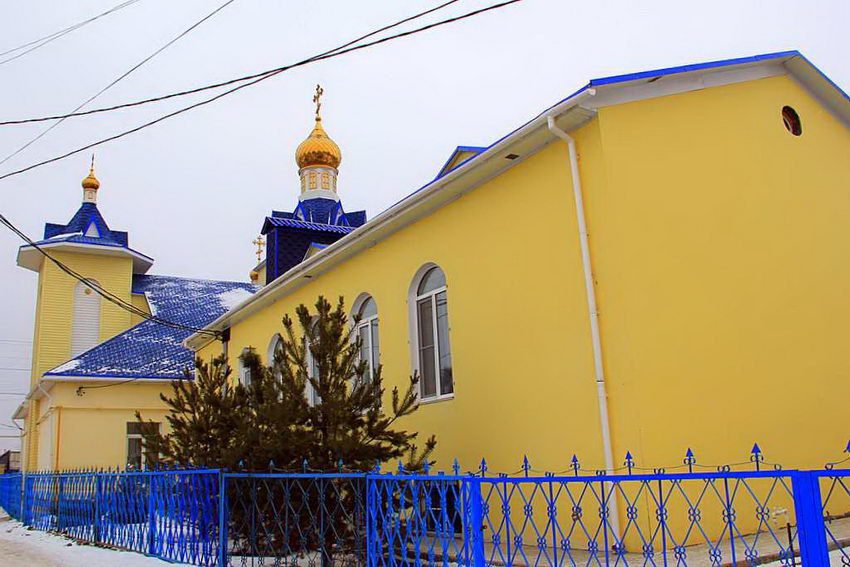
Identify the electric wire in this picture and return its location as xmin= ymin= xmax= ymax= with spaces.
xmin=0 ymin=0 xmax=144 ymax=66
xmin=0 ymin=212 xmax=220 ymax=337
xmin=0 ymin=0 xmax=502 ymax=127
xmin=0 ymin=0 xmax=521 ymax=184
xmin=0 ymin=0 xmax=237 ymax=166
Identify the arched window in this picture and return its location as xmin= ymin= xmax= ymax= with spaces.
xmin=411 ymin=266 xmax=453 ymax=400
xmin=71 ymin=279 xmax=101 ymax=356
xmin=267 ymin=334 xmax=283 ymax=366
xmin=238 ymin=347 xmax=253 ymax=387
xmin=353 ymin=296 xmax=380 ymax=382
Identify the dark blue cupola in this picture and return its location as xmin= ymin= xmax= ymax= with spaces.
xmin=261 ymin=86 xmax=365 ymax=284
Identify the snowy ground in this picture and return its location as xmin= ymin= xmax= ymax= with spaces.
xmin=0 ymin=512 xmax=188 ymax=567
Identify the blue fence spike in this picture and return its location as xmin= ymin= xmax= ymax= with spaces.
xmin=479 ymin=458 xmax=488 ymax=477
xmin=397 ymin=460 xmax=404 ymax=473
xmin=337 ymin=458 xmax=344 ymax=472
xmin=269 ymin=460 xmax=275 ymax=471
xmin=751 ymin=442 xmax=764 ymax=471
xmin=571 ymin=454 xmax=580 ymax=476
xmin=684 ymin=448 xmax=697 ymax=473
xmin=452 ymin=458 xmax=461 ymax=476
xmin=373 ymin=461 xmax=381 ymax=474
xmin=522 ymin=455 xmax=531 ymax=476
xmin=302 ymin=458 xmax=308 ymax=473
xmin=625 ymin=451 xmax=635 ymax=475
xmin=423 ymin=461 xmax=430 ymax=475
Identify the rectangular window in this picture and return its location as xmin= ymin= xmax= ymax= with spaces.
xmin=417 ymin=298 xmax=437 ymax=397
xmin=126 ymin=422 xmax=159 ymax=469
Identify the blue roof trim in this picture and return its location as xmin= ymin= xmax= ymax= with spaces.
xmin=45 ymin=275 xmax=257 ymax=380
xmin=436 ymin=146 xmax=487 ymax=179
xmin=588 ymin=50 xmax=800 ymax=87
xmin=307 ymin=242 xmax=328 ymax=250
xmin=793 ymin=51 xmax=850 ymax=103
xmin=21 ymin=235 xmax=154 ymax=262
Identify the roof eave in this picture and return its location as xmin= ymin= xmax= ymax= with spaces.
xmin=17 ymin=241 xmax=154 ymax=274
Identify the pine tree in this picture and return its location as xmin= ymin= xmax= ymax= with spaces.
xmin=140 ymin=295 xmax=435 ymax=472
xmin=136 ymin=356 xmax=250 ymax=468
xmin=272 ymin=295 xmax=436 ymax=472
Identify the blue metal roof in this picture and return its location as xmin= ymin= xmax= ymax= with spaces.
xmin=44 ymin=275 xmax=256 ymax=380
xmin=262 ymin=217 xmax=356 ymax=234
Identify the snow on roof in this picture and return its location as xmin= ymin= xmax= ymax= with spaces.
xmin=44 ymin=275 xmax=257 ymax=381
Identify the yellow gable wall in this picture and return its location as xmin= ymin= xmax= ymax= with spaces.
xmin=588 ymin=74 xmax=850 ymax=469
xmin=130 ymin=292 xmax=152 ymax=326
xmin=24 ymin=249 xmax=135 ymax=470
xmin=201 ymin=138 xmax=607 ymax=474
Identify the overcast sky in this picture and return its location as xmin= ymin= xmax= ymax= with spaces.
xmin=0 ymin=0 xmax=847 ymax=452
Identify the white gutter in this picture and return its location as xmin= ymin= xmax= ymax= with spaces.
xmin=547 ymin=112 xmax=621 ymax=539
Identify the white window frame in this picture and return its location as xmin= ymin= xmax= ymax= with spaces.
xmin=304 ymin=337 xmax=320 ymax=406
xmin=352 ymin=294 xmax=380 ymax=383
xmin=267 ymin=334 xmax=283 ymax=368
xmin=126 ymin=422 xmax=160 ymax=470
xmin=238 ymin=347 xmax=253 ymax=387
xmin=409 ymin=264 xmax=454 ymax=403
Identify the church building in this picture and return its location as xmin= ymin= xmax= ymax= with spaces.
xmin=187 ymin=50 xmax=850 ymax=478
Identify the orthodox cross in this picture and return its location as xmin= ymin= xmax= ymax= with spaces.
xmin=252 ymin=236 xmax=265 ymax=263
xmin=313 ymin=84 xmax=324 ymax=117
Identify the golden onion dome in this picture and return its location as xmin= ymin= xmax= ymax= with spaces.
xmin=82 ymin=166 xmax=100 ymax=191
xmin=295 ymin=117 xmax=342 ymax=170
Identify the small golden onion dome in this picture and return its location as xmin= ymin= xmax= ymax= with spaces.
xmin=249 ymin=270 xmax=260 ymax=283
xmin=295 ymin=117 xmax=342 ymax=170
xmin=82 ymin=167 xmax=100 ymax=191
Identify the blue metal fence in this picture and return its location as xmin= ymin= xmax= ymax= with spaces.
xmin=1 ymin=469 xmax=220 ymax=566
xmin=1 ymin=461 xmax=849 ymax=567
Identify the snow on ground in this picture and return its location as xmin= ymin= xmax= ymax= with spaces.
xmin=0 ymin=513 xmax=189 ymax=567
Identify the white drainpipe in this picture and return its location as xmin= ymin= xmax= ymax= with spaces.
xmin=547 ymin=112 xmax=621 ymax=540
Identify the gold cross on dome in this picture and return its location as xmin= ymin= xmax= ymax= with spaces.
xmin=313 ymin=84 xmax=324 ymax=118
xmin=252 ymin=236 xmax=265 ymax=263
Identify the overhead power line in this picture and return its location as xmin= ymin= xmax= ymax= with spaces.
xmin=0 ymin=0 xmax=502 ymax=128
xmin=0 ymin=0 xmax=145 ymax=66
xmin=0 ymin=212 xmax=221 ymax=338
xmin=0 ymin=0 xmax=238 ymax=166
xmin=0 ymin=0 xmax=521 ymax=184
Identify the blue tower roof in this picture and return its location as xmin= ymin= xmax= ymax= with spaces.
xmin=17 ymin=201 xmax=153 ymax=274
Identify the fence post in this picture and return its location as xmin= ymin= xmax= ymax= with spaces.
xmin=218 ymin=472 xmax=227 ymax=567
xmin=20 ymin=473 xmax=27 ymax=525
xmin=148 ymin=473 xmax=157 ymax=556
xmin=468 ymin=477 xmax=486 ymax=567
xmin=57 ymin=474 xmax=64 ymax=533
xmin=791 ymin=471 xmax=830 ymax=566
xmin=94 ymin=473 xmax=101 ymax=544
xmin=366 ymin=476 xmax=374 ymax=567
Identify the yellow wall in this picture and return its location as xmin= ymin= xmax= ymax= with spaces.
xmin=588 ymin=74 xmax=850 ymax=470
xmin=24 ymin=249 xmax=136 ymax=470
xmin=201 ymin=138 xmax=607 ymax=474
xmin=46 ymin=382 xmax=171 ymax=470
